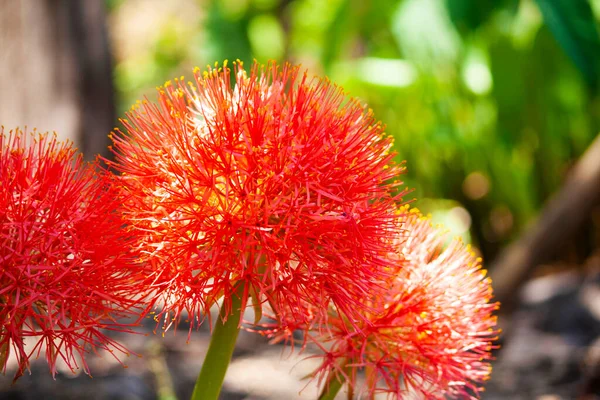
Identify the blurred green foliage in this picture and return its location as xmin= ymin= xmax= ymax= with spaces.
xmin=109 ymin=0 xmax=600 ymax=260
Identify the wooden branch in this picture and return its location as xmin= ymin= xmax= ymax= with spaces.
xmin=490 ymin=133 xmax=600 ymax=311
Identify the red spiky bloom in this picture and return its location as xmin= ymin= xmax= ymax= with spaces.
xmin=108 ymin=61 xmax=405 ymax=331
xmin=0 ymin=129 xmax=145 ymax=380
xmin=312 ymin=208 xmax=498 ymax=399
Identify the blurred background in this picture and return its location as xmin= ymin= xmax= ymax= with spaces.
xmin=2 ymin=0 xmax=600 ymax=398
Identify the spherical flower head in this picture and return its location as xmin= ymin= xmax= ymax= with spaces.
xmin=0 ymin=129 xmax=145 ymax=380
xmin=109 ymin=60 xmax=405 ymax=332
xmin=313 ymin=208 xmax=498 ymax=399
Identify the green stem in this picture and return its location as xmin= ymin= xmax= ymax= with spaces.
xmin=191 ymin=284 xmax=245 ymax=400
xmin=318 ymin=362 xmax=350 ymax=400
xmin=318 ymin=375 xmax=345 ymax=400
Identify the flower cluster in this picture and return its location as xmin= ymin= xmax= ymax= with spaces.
xmin=0 ymin=129 xmax=144 ymax=380
xmin=106 ymin=60 xmax=498 ymax=398
xmin=310 ymin=208 xmax=498 ymax=399
xmin=108 ymin=61 xmax=406 ymax=332
xmin=1 ymin=60 xmax=498 ymax=398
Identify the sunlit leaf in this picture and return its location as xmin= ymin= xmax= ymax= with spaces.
xmin=391 ymin=0 xmax=462 ymax=64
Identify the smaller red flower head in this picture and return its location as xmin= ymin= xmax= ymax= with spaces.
xmin=313 ymin=207 xmax=499 ymax=399
xmin=109 ymin=61 xmax=406 ymax=332
xmin=0 ymin=129 xmax=145 ymax=380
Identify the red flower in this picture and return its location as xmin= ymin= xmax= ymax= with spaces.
xmin=108 ymin=61 xmax=406 ymax=332
xmin=312 ymin=208 xmax=498 ymax=399
xmin=0 ymin=129 xmax=145 ymax=380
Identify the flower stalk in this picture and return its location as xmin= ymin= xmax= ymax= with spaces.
xmin=191 ymin=283 xmax=245 ymax=400
xmin=318 ymin=377 xmax=344 ymax=400
xmin=318 ymin=362 xmax=351 ymax=400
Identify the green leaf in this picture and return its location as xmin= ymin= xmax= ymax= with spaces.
xmin=535 ymin=0 xmax=600 ymax=89
xmin=322 ymin=0 xmax=355 ymax=72
xmin=204 ymin=0 xmax=253 ymax=65
xmin=445 ymin=0 xmax=496 ymax=32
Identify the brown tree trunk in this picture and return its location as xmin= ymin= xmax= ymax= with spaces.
xmin=0 ymin=0 xmax=115 ymax=160
xmin=490 ymin=133 xmax=600 ymax=311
